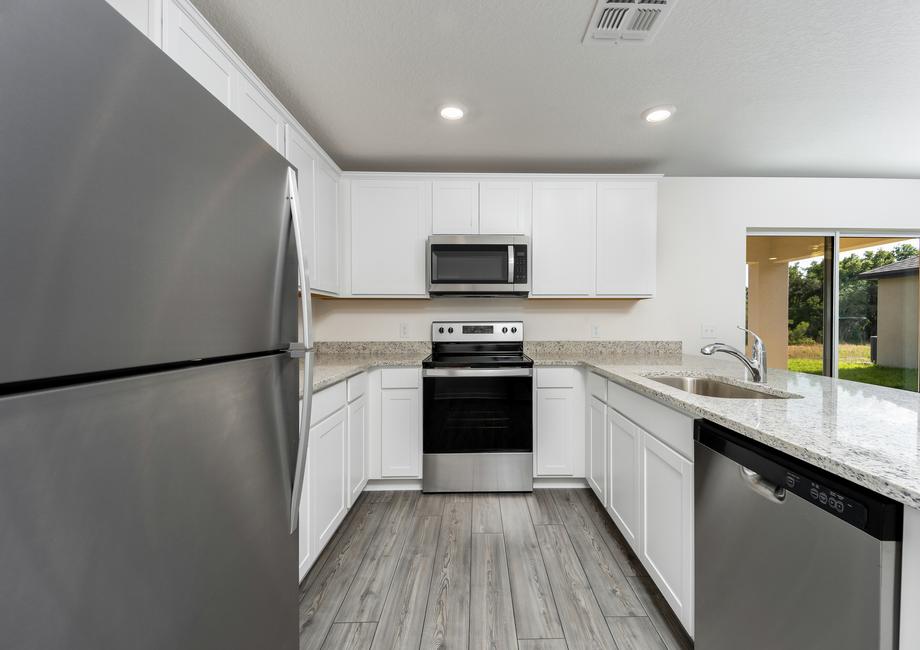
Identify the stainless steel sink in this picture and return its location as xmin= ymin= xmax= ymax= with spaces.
xmin=648 ymin=376 xmax=786 ymax=399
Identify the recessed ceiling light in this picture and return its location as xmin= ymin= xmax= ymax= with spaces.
xmin=642 ymin=105 xmax=676 ymax=123
xmin=440 ymin=105 xmax=465 ymax=121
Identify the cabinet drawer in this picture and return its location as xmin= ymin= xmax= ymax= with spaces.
xmin=347 ymin=372 xmax=368 ymax=402
xmin=310 ymin=381 xmax=346 ymax=426
xmin=381 ymin=368 xmax=420 ymax=389
xmin=536 ymin=367 xmax=577 ymax=388
xmin=588 ymin=372 xmax=607 ymax=401
xmin=607 ymin=380 xmax=693 ymax=459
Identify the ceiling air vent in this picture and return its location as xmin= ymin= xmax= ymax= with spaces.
xmin=583 ymin=0 xmax=676 ymax=45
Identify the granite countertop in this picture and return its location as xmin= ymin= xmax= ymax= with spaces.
xmin=529 ymin=351 xmax=920 ymax=509
xmin=311 ymin=351 xmax=428 ymax=392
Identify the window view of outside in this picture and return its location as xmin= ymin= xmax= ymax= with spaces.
xmin=838 ymin=237 xmax=918 ymax=391
xmin=746 ymin=234 xmax=919 ymax=392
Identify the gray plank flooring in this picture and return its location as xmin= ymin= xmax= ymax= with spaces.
xmin=300 ymin=489 xmax=692 ymax=650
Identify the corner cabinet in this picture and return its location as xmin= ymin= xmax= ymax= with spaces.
xmin=350 ymin=180 xmax=432 ymax=296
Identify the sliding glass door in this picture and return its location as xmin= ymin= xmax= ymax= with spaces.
xmin=746 ymin=232 xmax=919 ymax=392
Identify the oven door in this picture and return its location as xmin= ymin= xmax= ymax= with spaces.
xmin=427 ymin=236 xmax=528 ymax=294
xmin=423 ymin=369 xmax=533 ymax=454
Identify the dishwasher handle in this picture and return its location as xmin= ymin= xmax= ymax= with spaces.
xmin=740 ymin=466 xmax=786 ymax=504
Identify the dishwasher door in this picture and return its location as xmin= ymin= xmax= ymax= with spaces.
xmin=695 ymin=421 xmax=901 ymax=650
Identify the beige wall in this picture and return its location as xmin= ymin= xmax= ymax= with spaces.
xmin=746 ymin=255 xmax=792 ymax=369
xmin=314 ymin=177 xmax=920 ymax=352
xmin=876 ymin=274 xmax=919 ymax=369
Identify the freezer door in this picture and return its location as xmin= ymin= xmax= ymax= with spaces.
xmin=0 ymin=354 xmax=299 ymax=650
xmin=0 ymin=0 xmax=297 ymax=384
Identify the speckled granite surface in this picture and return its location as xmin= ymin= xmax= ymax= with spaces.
xmin=310 ymin=341 xmax=920 ymax=507
xmin=530 ymin=351 xmax=920 ymax=508
xmin=311 ymin=351 xmax=428 ymax=392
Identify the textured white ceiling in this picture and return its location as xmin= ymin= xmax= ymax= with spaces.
xmin=191 ymin=0 xmax=920 ymax=177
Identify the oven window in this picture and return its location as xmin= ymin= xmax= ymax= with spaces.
xmin=431 ymin=245 xmax=510 ymax=284
xmin=423 ymin=376 xmax=532 ymax=453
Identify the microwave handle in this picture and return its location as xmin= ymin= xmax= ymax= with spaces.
xmin=508 ymin=245 xmax=514 ymax=284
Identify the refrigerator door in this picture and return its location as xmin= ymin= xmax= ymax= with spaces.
xmin=0 ymin=0 xmax=296 ymax=384
xmin=0 ymin=354 xmax=299 ymax=650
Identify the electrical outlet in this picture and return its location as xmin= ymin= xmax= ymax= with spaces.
xmin=701 ymin=324 xmax=718 ymax=340
xmin=591 ymin=324 xmax=601 ymax=338
xmin=399 ymin=322 xmax=409 ymax=339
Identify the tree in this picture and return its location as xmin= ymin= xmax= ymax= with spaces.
xmin=787 ymin=243 xmax=918 ymax=345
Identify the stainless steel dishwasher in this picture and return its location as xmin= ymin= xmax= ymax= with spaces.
xmin=695 ymin=420 xmax=902 ymax=650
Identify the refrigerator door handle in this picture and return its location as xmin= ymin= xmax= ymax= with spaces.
xmin=287 ymin=168 xmax=314 ymax=533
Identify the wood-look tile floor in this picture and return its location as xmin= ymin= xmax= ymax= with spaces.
xmin=300 ymin=489 xmax=693 ymax=650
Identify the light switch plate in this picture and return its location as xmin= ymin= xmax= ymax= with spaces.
xmin=701 ymin=324 xmax=718 ymax=339
xmin=399 ymin=322 xmax=409 ymax=339
xmin=591 ymin=324 xmax=601 ymax=338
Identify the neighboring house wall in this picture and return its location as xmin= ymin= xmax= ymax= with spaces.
xmin=876 ymin=274 xmax=919 ymax=369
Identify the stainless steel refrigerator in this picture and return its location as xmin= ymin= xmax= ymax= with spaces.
xmin=0 ymin=1 xmax=314 ymax=648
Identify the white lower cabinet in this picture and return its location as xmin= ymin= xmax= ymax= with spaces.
xmin=536 ymin=388 xmax=575 ymax=476
xmin=347 ymin=393 xmax=368 ymax=505
xmin=593 ymin=382 xmax=695 ymax=637
xmin=308 ymin=407 xmax=347 ymax=561
xmin=640 ymin=430 xmax=694 ymax=635
xmin=587 ymin=396 xmax=606 ymax=502
xmin=606 ymin=408 xmax=642 ymax=553
xmin=379 ymin=369 xmax=422 ymax=477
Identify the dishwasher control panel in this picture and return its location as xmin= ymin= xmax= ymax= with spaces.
xmin=784 ymin=472 xmax=869 ymax=529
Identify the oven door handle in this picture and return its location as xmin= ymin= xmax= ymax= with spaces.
xmin=423 ymin=368 xmax=533 ymax=378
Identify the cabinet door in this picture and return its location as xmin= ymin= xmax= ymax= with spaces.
xmin=308 ymin=408 xmax=347 ymax=558
xmin=313 ymin=160 xmax=340 ymax=294
xmin=105 ymin=0 xmax=162 ymax=43
xmin=234 ymin=74 xmax=285 ymax=153
xmin=607 ymin=408 xmax=641 ymax=552
xmin=640 ymin=430 xmax=694 ymax=631
xmin=432 ymin=181 xmax=478 ymax=234
xmin=380 ymin=388 xmax=420 ymax=477
xmin=536 ymin=388 xmax=573 ymax=476
xmin=298 ymin=443 xmax=312 ymax=581
xmin=347 ymin=394 xmax=368 ymax=506
xmin=587 ymin=396 xmax=606 ymax=503
xmin=163 ymin=0 xmax=234 ymax=106
xmin=531 ymin=182 xmax=596 ymax=296
xmin=351 ymin=181 xmax=431 ymax=295
xmin=479 ymin=181 xmax=531 ymax=235
xmin=285 ymin=126 xmax=316 ymax=289
xmin=596 ymin=182 xmax=657 ymax=297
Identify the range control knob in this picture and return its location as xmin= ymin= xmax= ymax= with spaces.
xmin=511 ymin=327 xmax=518 ymax=333
xmin=438 ymin=327 xmax=444 ymax=334
xmin=502 ymin=327 xmax=508 ymax=333
xmin=448 ymin=327 xmax=454 ymax=334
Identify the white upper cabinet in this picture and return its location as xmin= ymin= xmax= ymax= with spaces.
xmin=432 ymin=181 xmax=479 ymax=234
xmin=163 ymin=0 xmax=234 ymax=106
xmin=531 ymin=182 xmax=597 ymax=296
xmin=479 ymin=181 xmax=532 ymax=235
xmin=596 ymin=182 xmax=657 ymax=297
xmin=233 ymin=74 xmax=285 ymax=153
xmin=106 ymin=0 xmax=162 ymax=43
xmin=351 ymin=180 xmax=432 ymax=296
xmin=313 ymin=160 xmax=340 ymax=293
xmin=285 ymin=127 xmax=340 ymax=295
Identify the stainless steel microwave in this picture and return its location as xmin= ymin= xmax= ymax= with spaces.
xmin=427 ymin=235 xmax=530 ymax=295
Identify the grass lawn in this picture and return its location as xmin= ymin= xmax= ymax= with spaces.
xmin=787 ymin=343 xmax=919 ymax=391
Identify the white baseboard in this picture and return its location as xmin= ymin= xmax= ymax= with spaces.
xmin=362 ymin=477 xmax=587 ymax=492
xmin=533 ymin=477 xmax=589 ymax=489
xmin=364 ymin=478 xmax=422 ymax=491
